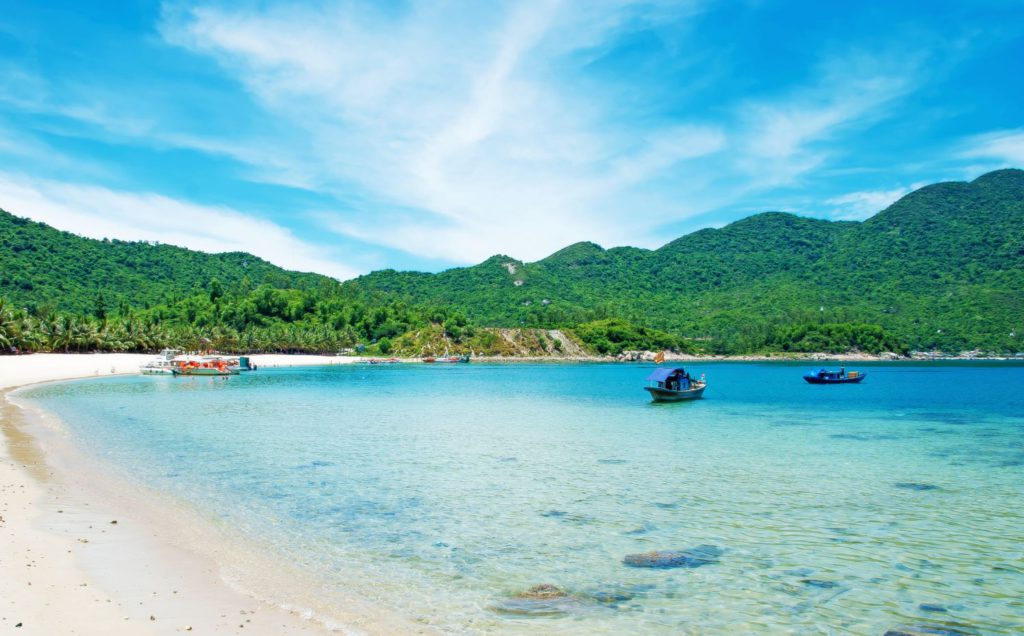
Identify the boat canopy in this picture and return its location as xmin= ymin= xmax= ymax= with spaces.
xmin=646 ymin=368 xmax=685 ymax=382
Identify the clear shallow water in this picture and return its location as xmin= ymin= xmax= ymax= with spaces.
xmin=22 ymin=362 xmax=1024 ymax=635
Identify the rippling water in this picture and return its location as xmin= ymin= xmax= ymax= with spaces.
xmin=22 ymin=362 xmax=1024 ymax=634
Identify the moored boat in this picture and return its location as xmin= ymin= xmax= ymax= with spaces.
xmin=644 ymin=367 xmax=706 ymax=402
xmin=438 ymin=354 xmax=470 ymax=363
xmin=803 ymin=368 xmax=865 ymax=384
xmin=139 ymin=348 xmax=182 ymax=375
xmin=172 ymin=358 xmax=239 ymax=376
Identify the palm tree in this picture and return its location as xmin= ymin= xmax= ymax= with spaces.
xmin=0 ymin=299 xmax=14 ymax=352
xmin=16 ymin=314 xmax=43 ymax=352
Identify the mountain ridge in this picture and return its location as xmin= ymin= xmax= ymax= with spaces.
xmin=349 ymin=169 xmax=1024 ymax=352
xmin=1 ymin=169 xmax=1021 ymax=353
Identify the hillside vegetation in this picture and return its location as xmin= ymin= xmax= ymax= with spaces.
xmin=352 ymin=169 xmax=1024 ymax=354
xmin=1 ymin=170 xmax=1022 ymax=356
xmin=0 ymin=212 xmax=333 ymax=315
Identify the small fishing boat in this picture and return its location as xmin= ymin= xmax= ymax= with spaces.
xmin=422 ymin=356 xmax=437 ymax=363
xmin=139 ymin=348 xmax=182 ymax=375
xmin=644 ymin=368 xmax=706 ymax=402
xmin=803 ymin=368 xmax=865 ymax=384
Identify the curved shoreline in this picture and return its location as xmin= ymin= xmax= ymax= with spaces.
xmin=0 ymin=354 xmax=433 ymax=636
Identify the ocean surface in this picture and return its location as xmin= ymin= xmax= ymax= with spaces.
xmin=21 ymin=362 xmax=1024 ymax=635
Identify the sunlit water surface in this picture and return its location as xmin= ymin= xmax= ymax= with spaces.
xmin=22 ymin=362 xmax=1024 ymax=635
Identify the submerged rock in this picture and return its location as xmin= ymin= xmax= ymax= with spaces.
xmin=517 ymin=584 xmax=568 ymax=600
xmin=585 ymin=583 xmax=656 ymax=605
xmin=894 ymin=483 xmax=942 ymax=491
xmin=539 ymin=510 xmax=593 ymax=525
xmin=588 ymin=588 xmax=636 ymax=605
xmin=623 ymin=544 xmax=723 ymax=569
xmin=919 ymin=603 xmax=948 ymax=613
xmin=800 ymin=579 xmax=840 ymax=589
xmin=491 ymin=584 xmax=582 ymax=617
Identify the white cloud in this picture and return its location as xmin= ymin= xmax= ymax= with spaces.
xmin=0 ymin=173 xmax=357 ymax=279
xmin=736 ymin=53 xmax=921 ymax=188
xmin=960 ymin=128 xmax=1024 ymax=165
xmin=159 ymin=0 xmax=725 ymax=261
xmin=0 ymin=2 xmax=936 ymax=268
xmin=825 ymin=185 xmax=918 ymax=221
xmin=161 ymin=2 xmax=937 ymax=262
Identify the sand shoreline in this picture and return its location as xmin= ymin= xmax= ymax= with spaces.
xmin=0 ymin=353 xmax=437 ymax=636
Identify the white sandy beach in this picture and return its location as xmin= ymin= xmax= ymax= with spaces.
xmin=0 ymin=353 xmax=434 ymax=636
xmin=0 ymin=353 xmax=361 ymax=392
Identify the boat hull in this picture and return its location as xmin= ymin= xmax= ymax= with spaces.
xmin=803 ymin=374 xmax=865 ymax=384
xmin=140 ymin=367 xmax=174 ymax=375
xmin=172 ymin=368 xmax=238 ymax=376
xmin=645 ymin=385 xmax=706 ymax=402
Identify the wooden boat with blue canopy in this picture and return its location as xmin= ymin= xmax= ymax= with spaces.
xmin=803 ymin=368 xmax=865 ymax=384
xmin=644 ymin=368 xmax=707 ymax=402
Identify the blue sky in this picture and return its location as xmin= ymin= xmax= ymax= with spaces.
xmin=1 ymin=0 xmax=1022 ymax=279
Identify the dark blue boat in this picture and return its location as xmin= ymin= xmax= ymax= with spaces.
xmin=803 ymin=368 xmax=865 ymax=384
xmin=645 ymin=368 xmax=707 ymax=401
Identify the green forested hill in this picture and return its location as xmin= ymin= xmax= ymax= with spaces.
xmin=0 ymin=210 xmax=334 ymax=315
xmin=351 ymin=169 xmax=1024 ymax=353
xmin=1 ymin=170 xmax=1021 ymax=355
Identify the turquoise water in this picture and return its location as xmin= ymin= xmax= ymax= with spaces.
xmin=22 ymin=363 xmax=1024 ymax=635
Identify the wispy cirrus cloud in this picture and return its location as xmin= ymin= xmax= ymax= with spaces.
xmin=1 ymin=1 xmax=1010 ymax=275
xmin=960 ymin=128 xmax=1024 ymax=166
xmin=156 ymin=1 xmax=941 ymax=261
xmin=160 ymin=0 xmax=725 ymax=261
xmin=736 ymin=51 xmax=925 ymax=189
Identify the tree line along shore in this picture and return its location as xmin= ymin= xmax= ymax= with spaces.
xmin=0 ymin=293 xmax=918 ymax=359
